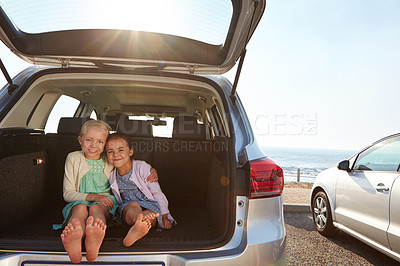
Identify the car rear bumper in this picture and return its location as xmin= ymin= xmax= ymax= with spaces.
xmin=0 ymin=237 xmax=286 ymax=266
xmin=0 ymin=197 xmax=286 ymax=265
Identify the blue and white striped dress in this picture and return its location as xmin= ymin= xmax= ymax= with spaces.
xmin=116 ymin=168 xmax=163 ymax=228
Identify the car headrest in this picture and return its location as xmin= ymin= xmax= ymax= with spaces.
xmin=57 ymin=117 xmax=92 ymax=135
xmin=172 ymin=115 xmax=206 ymax=139
xmin=104 ymin=112 xmax=122 ymax=131
xmin=117 ymin=116 xmax=153 ymax=137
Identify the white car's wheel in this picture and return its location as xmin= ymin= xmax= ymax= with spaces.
xmin=312 ymin=191 xmax=337 ymax=236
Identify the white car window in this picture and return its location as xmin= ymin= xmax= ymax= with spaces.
xmin=354 ymin=136 xmax=400 ymax=172
xmin=90 ymin=110 xmax=97 ymax=120
xmin=44 ymin=95 xmax=80 ymax=133
xmin=129 ymin=115 xmax=173 ymax=138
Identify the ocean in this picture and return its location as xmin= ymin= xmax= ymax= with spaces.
xmin=261 ymin=146 xmax=357 ymax=183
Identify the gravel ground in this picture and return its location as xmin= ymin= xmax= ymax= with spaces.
xmin=284 ymin=186 xmax=399 ymax=265
xmin=283 ymin=182 xmax=312 ymax=205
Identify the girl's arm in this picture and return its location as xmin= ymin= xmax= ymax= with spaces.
xmin=86 ymin=193 xmax=114 ymax=210
xmin=63 ymin=153 xmax=88 ymax=202
xmin=162 ymin=214 xmax=172 ymax=229
xmin=139 ymin=162 xmax=174 ymax=229
xmin=64 ymin=154 xmax=114 ymax=209
xmin=146 ymin=168 xmax=159 ymax=182
xmin=146 ymin=181 xmax=170 ymax=215
xmin=149 ymin=185 xmax=173 ymax=229
xmin=140 ymin=163 xmax=170 ymax=215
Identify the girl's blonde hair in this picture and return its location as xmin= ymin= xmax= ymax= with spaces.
xmin=79 ymin=120 xmax=112 ymax=136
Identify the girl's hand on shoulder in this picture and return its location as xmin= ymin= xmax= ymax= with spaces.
xmin=146 ymin=168 xmax=159 ymax=183
xmin=162 ymin=214 xmax=172 ymax=229
xmin=86 ymin=194 xmax=114 ymax=210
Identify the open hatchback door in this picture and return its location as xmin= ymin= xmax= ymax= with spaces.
xmin=0 ymin=1 xmax=288 ymax=265
xmin=0 ymin=0 xmax=265 ymax=74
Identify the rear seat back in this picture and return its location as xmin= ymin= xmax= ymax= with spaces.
xmin=117 ymin=115 xmax=154 ymax=164
xmin=172 ymin=115 xmax=207 ymax=140
xmin=57 ymin=117 xmax=90 ymax=135
xmin=152 ymin=115 xmax=213 ymax=208
xmin=117 ymin=116 xmax=153 ymax=137
xmin=46 ymin=115 xmax=227 ymax=211
xmin=47 ymin=116 xmax=227 ymax=211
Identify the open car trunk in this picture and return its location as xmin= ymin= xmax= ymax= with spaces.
xmin=0 ymin=127 xmax=233 ymax=252
xmin=0 ymin=69 xmax=235 ymax=253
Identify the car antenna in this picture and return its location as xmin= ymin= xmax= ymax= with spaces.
xmin=230 ymin=0 xmax=259 ymax=105
xmin=0 ymin=58 xmax=18 ymax=95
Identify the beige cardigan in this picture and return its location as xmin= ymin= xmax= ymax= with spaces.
xmin=63 ymin=151 xmax=114 ymax=202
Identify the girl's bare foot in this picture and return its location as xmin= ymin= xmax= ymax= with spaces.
xmin=142 ymin=211 xmax=160 ymax=227
xmin=85 ymin=216 xmax=106 ymax=262
xmin=61 ymin=218 xmax=83 ymax=264
xmin=123 ymin=213 xmax=152 ymax=247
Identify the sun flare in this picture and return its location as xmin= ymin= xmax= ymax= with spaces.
xmin=94 ymin=0 xmax=174 ymax=35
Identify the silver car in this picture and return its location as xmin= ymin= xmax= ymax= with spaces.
xmin=0 ymin=0 xmax=286 ymax=265
xmin=311 ymin=133 xmax=400 ymax=262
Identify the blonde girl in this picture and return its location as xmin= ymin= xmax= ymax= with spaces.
xmin=54 ymin=120 xmax=157 ymax=263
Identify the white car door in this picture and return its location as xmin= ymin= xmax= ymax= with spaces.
xmin=335 ymin=135 xmax=400 ymax=248
xmin=387 ymin=174 xmax=400 ymax=253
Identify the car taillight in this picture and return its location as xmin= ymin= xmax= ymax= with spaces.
xmin=249 ymin=157 xmax=284 ymax=199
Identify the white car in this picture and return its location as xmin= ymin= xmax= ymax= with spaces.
xmin=311 ymin=133 xmax=400 ymax=261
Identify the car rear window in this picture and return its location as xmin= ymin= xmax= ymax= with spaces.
xmin=0 ymin=0 xmax=233 ymax=45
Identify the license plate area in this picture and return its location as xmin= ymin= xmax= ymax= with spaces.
xmin=22 ymin=262 xmax=164 ymax=266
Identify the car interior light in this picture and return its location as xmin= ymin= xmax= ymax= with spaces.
xmin=33 ymin=158 xmax=45 ymax=165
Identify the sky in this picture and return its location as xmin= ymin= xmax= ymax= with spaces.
xmin=1 ymin=0 xmax=400 ymax=151
xmin=227 ymin=0 xmax=400 ymax=151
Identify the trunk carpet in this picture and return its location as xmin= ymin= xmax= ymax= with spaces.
xmin=0 ymin=207 xmax=227 ymax=252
